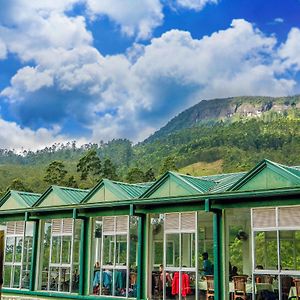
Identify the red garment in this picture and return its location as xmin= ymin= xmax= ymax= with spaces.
xmin=171 ymin=272 xmax=191 ymax=297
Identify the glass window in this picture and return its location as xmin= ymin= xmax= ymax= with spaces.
xmin=39 ymin=219 xmax=81 ymax=293
xmin=280 ymin=230 xmax=300 ymax=271
xmin=255 ymin=231 xmax=278 ymax=270
xmin=91 ymin=215 xmax=137 ymax=298
xmin=2 ymin=221 xmax=34 ymax=289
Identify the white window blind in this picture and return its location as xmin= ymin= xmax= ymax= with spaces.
xmin=252 ymin=208 xmax=276 ymax=229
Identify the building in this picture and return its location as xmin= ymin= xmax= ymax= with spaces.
xmin=0 ymin=159 xmax=300 ymax=300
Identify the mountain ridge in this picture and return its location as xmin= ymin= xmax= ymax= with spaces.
xmin=144 ymin=95 xmax=300 ymax=143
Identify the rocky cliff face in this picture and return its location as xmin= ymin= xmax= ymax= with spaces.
xmin=145 ymin=95 xmax=300 ymax=142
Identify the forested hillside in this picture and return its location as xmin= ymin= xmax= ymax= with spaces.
xmin=0 ymin=96 xmax=299 ymax=195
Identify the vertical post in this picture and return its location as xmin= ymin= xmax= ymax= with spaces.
xmin=79 ymin=217 xmax=89 ymax=295
xmin=137 ymin=214 xmax=146 ymax=300
xmin=213 ymin=211 xmax=222 ymax=300
xmin=29 ymin=220 xmax=39 ymax=291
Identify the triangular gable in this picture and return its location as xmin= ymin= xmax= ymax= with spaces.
xmin=0 ymin=190 xmax=41 ymax=211
xmin=230 ymin=159 xmax=300 ymax=192
xmin=82 ymin=179 xmax=130 ymax=204
xmin=34 ymin=186 xmax=74 ymax=207
xmin=140 ymin=172 xmax=204 ymax=198
xmin=0 ymin=191 xmax=27 ymax=211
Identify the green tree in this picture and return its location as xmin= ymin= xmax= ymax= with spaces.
xmin=77 ymin=149 xmax=102 ymax=185
xmin=44 ymin=160 xmax=68 ymax=185
xmin=143 ymin=168 xmax=156 ymax=182
xmin=6 ymin=178 xmax=32 ymax=192
xmin=102 ymin=158 xmax=118 ymax=180
xmin=160 ymin=156 xmax=178 ymax=174
xmin=65 ymin=175 xmax=78 ymax=188
xmin=126 ymin=167 xmax=144 ymax=183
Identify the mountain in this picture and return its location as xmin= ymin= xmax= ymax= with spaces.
xmin=0 ymin=95 xmax=300 ymax=194
xmin=145 ymin=95 xmax=300 ymax=142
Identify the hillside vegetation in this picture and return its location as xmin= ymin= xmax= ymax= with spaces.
xmin=0 ymin=96 xmax=299 ymax=194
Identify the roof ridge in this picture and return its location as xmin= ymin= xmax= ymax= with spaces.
xmin=54 ymin=185 xmax=89 ymax=192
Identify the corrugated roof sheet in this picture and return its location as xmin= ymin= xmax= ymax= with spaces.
xmin=16 ymin=191 xmax=41 ymax=206
xmin=111 ymin=181 xmax=151 ymax=198
xmin=207 ymin=172 xmax=247 ymax=193
xmin=56 ymin=186 xmax=90 ymax=205
xmin=175 ymin=173 xmax=217 ymax=193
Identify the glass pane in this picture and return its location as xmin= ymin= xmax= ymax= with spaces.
xmin=129 ymin=269 xmax=137 ymax=298
xmin=12 ymin=265 xmax=21 ymax=288
xmin=103 ymin=235 xmax=114 ymax=266
xmin=5 ymin=237 xmax=14 ymax=263
xmin=60 ymin=267 xmax=70 ymax=292
xmin=255 ymin=231 xmax=278 ymax=270
xmin=92 ymin=268 xmax=101 ymax=295
xmin=280 ymin=230 xmax=300 ymax=271
xmin=41 ymin=270 xmax=49 ymax=290
xmin=21 ymin=270 xmax=30 ymax=289
xmin=154 ymin=241 xmax=163 ymax=266
xmin=41 ymin=221 xmax=51 ymax=290
xmin=14 ymin=237 xmax=23 ymax=262
xmin=61 ymin=235 xmax=72 ymax=264
xmin=51 ymin=236 xmax=61 ymax=264
xmin=114 ymin=269 xmax=127 ymax=297
xmin=254 ymin=274 xmax=278 ymax=300
xmin=116 ymin=235 xmax=127 ymax=266
xmin=280 ymin=275 xmax=293 ymax=300
xmin=166 ymin=234 xmax=179 ymax=267
xmin=3 ymin=265 xmax=12 ymax=287
xmin=101 ymin=268 xmax=113 ymax=296
xmin=130 ymin=216 xmax=138 ymax=272
xmin=49 ymin=267 xmax=59 ymax=291
xmin=72 ymin=263 xmax=80 ymax=293
xmin=181 ymin=233 xmax=195 ymax=268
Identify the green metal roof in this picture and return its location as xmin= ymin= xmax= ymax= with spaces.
xmin=34 ymin=186 xmax=89 ymax=207
xmin=15 ymin=191 xmax=41 ymax=206
xmin=110 ymin=181 xmax=152 ymax=198
xmin=0 ymin=190 xmax=41 ymax=210
xmin=205 ymin=172 xmax=247 ymax=193
xmin=82 ymin=178 xmax=152 ymax=203
xmin=173 ymin=173 xmax=217 ymax=193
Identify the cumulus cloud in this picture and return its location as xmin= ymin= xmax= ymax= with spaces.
xmin=279 ymin=28 xmax=300 ymax=71
xmin=0 ymin=118 xmax=72 ymax=151
xmin=85 ymin=0 xmax=163 ymax=40
xmin=0 ymin=8 xmax=299 ymax=149
xmin=174 ymin=0 xmax=218 ymax=11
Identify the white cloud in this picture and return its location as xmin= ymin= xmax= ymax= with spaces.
xmin=85 ymin=0 xmax=163 ymax=39
xmin=0 ymin=118 xmax=72 ymax=151
xmin=274 ymin=17 xmax=284 ymax=23
xmin=174 ymin=0 xmax=218 ymax=11
xmin=0 ymin=15 xmax=299 ymax=149
xmin=279 ymin=27 xmax=300 ymax=71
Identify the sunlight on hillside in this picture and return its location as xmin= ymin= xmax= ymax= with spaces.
xmin=179 ymin=159 xmax=223 ymax=176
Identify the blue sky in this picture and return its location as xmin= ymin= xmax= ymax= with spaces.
xmin=0 ymin=0 xmax=299 ymax=150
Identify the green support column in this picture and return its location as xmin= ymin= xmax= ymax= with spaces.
xmin=79 ymin=217 xmax=90 ymax=296
xmin=213 ymin=210 xmax=223 ymax=300
xmin=137 ymin=214 xmax=147 ymax=300
xmin=29 ymin=220 xmax=39 ymax=291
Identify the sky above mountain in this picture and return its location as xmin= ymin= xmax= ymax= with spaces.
xmin=0 ymin=0 xmax=300 ymax=150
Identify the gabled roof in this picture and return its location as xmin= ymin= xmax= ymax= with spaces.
xmin=202 ymin=172 xmax=247 ymax=193
xmin=82 ymin=179 xmax=151 ymax=203
xmin=229 ymin=159 xmax=300 ymax=192
xmin=34 ymin=186 xmax=89 ymax=207
xmin=140 ymin=171 xmax=217 ymax=198
xmin=0 ymin=190 xmax=41 ymax=211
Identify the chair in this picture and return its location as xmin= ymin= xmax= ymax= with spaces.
xmin=232 ymin=275 xmax=248 ymax=300
xmin=205 ymin=275 xmax=214 ymax=300
xmin=281 ymin=276 xmax=292 ymax=300
xmin=294 ymin=278 xmax=300 ymax=299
